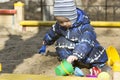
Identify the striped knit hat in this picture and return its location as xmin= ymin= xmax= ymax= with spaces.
xmin=53 ymin=0 xmax=77 ymax=25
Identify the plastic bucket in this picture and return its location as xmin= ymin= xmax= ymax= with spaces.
xmin=113 ymin=61 xmax=120 ymax=71
xmin=55 ymin=60 xmax=74 ymax=76
xmin=106 ymin=46 xmax=120 ymax=66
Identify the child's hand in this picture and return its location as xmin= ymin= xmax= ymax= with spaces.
xmin=67 ymin=55 xmax=78 ymax=63
xmin=38 ymin=45 xmax=46 ymax=54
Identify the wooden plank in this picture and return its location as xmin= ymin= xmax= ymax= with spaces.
xmin=0 ymin=9 xmax=17 ymax=15
xmin=0 ymin=74 xmax=102 ymax=80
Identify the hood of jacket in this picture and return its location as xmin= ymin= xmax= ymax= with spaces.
xmin=72 ymin=8 xmax=90 ymax=28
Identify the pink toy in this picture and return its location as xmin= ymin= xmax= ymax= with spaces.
xmin=86 ymin=74 xmax=97 ymax=78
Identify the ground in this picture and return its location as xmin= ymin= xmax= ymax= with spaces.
xmin=0 ymin=26 xmax=120 ymax=76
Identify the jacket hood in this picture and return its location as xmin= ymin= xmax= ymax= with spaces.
xmin=72 ymin=8 xmax=90 ymax=28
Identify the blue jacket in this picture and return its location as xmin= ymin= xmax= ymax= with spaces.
xmin=43 ymin=8 xmax=108 ymax=66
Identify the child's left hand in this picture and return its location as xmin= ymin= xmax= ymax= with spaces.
xmin=67 ymin=55 xmax=78 ymax=63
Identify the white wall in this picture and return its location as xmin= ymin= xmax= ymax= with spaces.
xmin=0 ymin=0 xmax=10 ymax=3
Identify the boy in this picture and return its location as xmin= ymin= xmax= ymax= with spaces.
xmin=39 ymin=0 xmax=110 ymax=76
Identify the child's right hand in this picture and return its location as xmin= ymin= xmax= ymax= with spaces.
xmin=38 ymin=41 xmax=46 ymax=54
xmin=38 ymin=45 xmax=46 ymax=54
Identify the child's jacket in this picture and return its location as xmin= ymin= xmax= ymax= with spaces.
xmin=43 ymin=8 xmax=108 ymax=66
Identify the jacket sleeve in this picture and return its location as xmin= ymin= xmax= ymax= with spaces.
xmin=72 ymin=24 xmax=97 ymax=60
xmin=43 ymin=23 xmax=60 ymax=45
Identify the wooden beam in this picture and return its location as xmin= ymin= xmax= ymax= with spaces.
xmin=0 ymin=74 xmax=101 ymax=80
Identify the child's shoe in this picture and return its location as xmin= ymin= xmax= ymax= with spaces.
xmin=90 ymin=66 xmax=101 ymax=76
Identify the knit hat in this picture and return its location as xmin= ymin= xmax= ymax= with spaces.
xmin=53 ymin=0 xmax=77 ymax=25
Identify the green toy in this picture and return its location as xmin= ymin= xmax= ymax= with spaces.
xmin=55 ymin=60 xmax=74 ymax=76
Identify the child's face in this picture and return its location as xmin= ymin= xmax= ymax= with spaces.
xmin=55 ymin=16 xmax=72 ymax=28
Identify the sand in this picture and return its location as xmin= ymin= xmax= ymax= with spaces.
xmin=0 ymin=26 xmax=120 ymax=76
